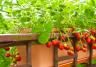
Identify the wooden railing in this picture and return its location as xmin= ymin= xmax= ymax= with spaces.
xmin=0 ymin=33 xmax=95 ymax=67
xmin=0 ymin=34 xmax=38 ymax=67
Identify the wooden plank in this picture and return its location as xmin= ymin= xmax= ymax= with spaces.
xmin=58 ymin=56 xmax=73 ymax=61
xmin=71 ymin=38 xmax=78 ymax=67
xmin=0 ymin=33 xmax=73 ymax=42
xmin=0 ymin=41 xmax=29 ymax=48
xmin=54 ymin=47 xmax=58 ymax=67
xmin=13 ymin=64 xmax=32 ymax=67
xmin=88 ymin=43 xmax=93 ymax=67
xmin=59 ymin=57 xmax=88 ymax=67
xmin=26 ymin=42 xmax=32 ymax=67
xmin=0 ymin=34 xmax=38 ymax=42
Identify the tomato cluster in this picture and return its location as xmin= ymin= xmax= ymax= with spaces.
xmin=4 ymin=47 xmax=21 ymax=66
xmin=46 ymin=29 xmax=96 ymax=56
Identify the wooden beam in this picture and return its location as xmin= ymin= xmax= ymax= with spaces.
xmin=0 ymin=33 xmax=72 ymax=43
xmin=59 ymin=57 xmax=88 ymax=67
xmin=58 ymin=56 xmax=73 ymax=61
xmin=0 ymin=34 xmax=38 ymax=42
xmin=0 ymin=40 xmax=30 ymax=48
xmin=54 ymin=47 xmax=58 ymax=67
xmin=26 ymin=42 xmax=32 ymax=67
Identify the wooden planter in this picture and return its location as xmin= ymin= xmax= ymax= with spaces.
xmin=17 ymin=44 xmax=91 ymax=67
xmin=17 ymin=45 xmax=54 ymax=67
xmin=0 ymin=33 xmax=96 ymax=67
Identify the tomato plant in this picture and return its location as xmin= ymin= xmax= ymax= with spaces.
xmin=0 ymin=0 xmax=96 ymax=66
xmin=0 ymin=47 xmax=21 ymax=67
xmin=0 ymin=2 xmax=96 ymax=40
xmin=0 ymin=0 xmax=96 ymax=43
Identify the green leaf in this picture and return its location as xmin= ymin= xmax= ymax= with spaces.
xmin=38 ymin=32 xmax=50 ymax=44
xmin=92 ymin=59 xmax=96 ymax=64
xmin=44 ymin=22 xmax=53 ymax=33
xmin=38 ymin=22 xmax=52 ymax=44
xmin=84 ymin=8 xmax=94 ymax=18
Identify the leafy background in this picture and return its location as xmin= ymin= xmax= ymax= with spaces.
xmin=0 ymin=0 xmax=96 ymax=43
xmin=0 ymin=0 xmax=96 ymax=33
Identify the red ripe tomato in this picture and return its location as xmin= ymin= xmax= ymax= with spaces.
xmin=52 ymin=40 xmax=60 ymax=46
xmin=90 ymin=29 xmax=96 ymax=35
xmin=83 ymin=44 xmax=87 ymax=48
xmin=5 ymin=52 xmax=11 ymax=57
xmin=91 ymin=39 xmax=95 ymax=43
xmin=63 ymin=43 xmax=70 ymax=50
xmin=73 ymin=32 xmax=81 ymax=40
xmin=46 ymin=42 xmax=52 ymax=48
xmin=82 ymin=32 xmax=89 ymax=38
xmin=75 ymin=45 xmax=81 ymax=52
xmin=58 ymin=43 xmax=64 ymax=50
xmin=60 ymin=35 xmax=66 ymax=41
xmin=67 ymin=50 xmax=74 ymax=56
xmin=69 ymin=47 xmax=74 ymax=51
xmin=4 ymin=47 xmax=10 ymax=51
xmin=15 ymin=55 xmax=22 ymax=61
xmin=86 ymin=37 xmax=92 ymax=44
xmin=81 ymin=47 xmax=87 ymax=52
xmin=92 ymin=44 xmax=96 ymax=49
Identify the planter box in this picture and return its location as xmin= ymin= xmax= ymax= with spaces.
xmin=0 ymin=34 xmax=96 ymax=67
xmin=17 ymin=45 xmax=91 ymax=67
xmin=17 ymin=45 xmax=54 ymax=67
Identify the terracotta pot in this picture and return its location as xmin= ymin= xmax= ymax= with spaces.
xmin=17 ymin=45 xmax=54 ymax=67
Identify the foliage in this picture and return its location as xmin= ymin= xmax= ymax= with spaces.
xmin=0 ymin=1 xmax=96 ymax=39
xmin=0 ymin=47 xmax=17 ymax=67
xmin=0 ymin=0 xmax=96 ymax=41
xmin=0 ymin=1 xmax=96 ymax=28
xmin=0 ymin=0 xmax=96 ymax=31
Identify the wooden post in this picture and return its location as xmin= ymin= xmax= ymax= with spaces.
xmin=54 ymin=46 xmax=58 ymax=67
xmin=71 ymin=37 xmax=78 ymax=67
xmin=88 ymin=43 xmax=93 ymax=67
xmin=26 ymin=42 xmax=32 ymax=67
